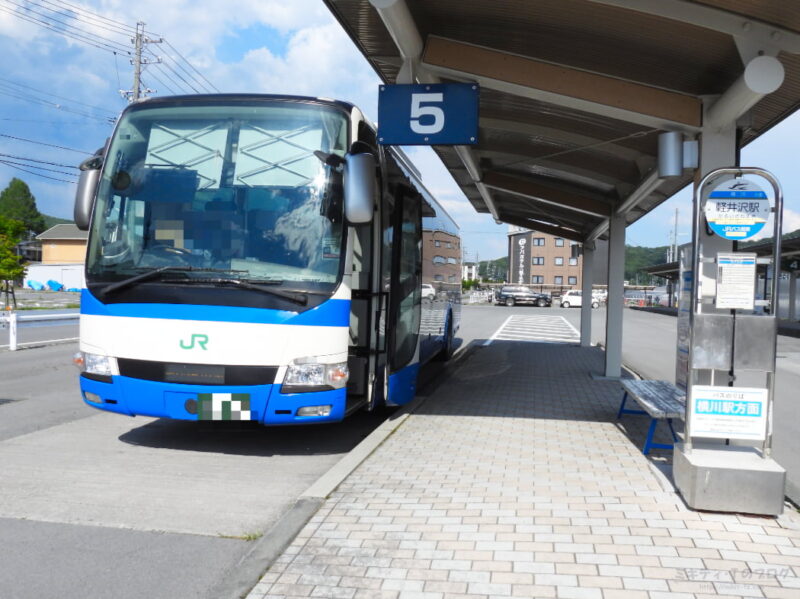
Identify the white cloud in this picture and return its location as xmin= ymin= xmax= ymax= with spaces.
xmin=223 ymin=22 xmax=379 ymax=114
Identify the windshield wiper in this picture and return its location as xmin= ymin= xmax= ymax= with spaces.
xmin=163 ymin=277 xmax=308 ymax=306
xmin=97 ymin=266 xmax=245 ymax=298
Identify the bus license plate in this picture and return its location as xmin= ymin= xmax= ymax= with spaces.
xmin=197 ymin=393 xmax=253 ymax=421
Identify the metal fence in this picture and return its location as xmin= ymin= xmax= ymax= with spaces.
xmin=1 ymin=311 xmax=79 ymax=351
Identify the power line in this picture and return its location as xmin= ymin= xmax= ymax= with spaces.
xmin=159 ymin=40 xmax=219 ymax=93
xmin=33 ymin=0 xmax=134 ymax=38
xmin=0 ymin=152 xmax=79 ymax=169
xmin=143 ymin=65 xmax=180 ymax=95
xmin=0 ymin=133 xmax=93 ymax=154
xmin=0 ymin=160 xmax=77 ymax=183
xmin=0 ymin=76 xmax=117 ymax=115
xmin=0 ymin=158 xmax=76 ymax=176
xmin=150 ymin=48 xmax=212 ymax=93
xmin=0 ymin=3 xmax=130 ymax=55
xmin=1 ymin=0 xmax=132 ymax=50
xmin=0 ymin=87 xmax=114 ymax=122
xmin=42 ymin=0 xmax=135 ymax=33
xmin=144 ymin=47 xmax=202 ymax=94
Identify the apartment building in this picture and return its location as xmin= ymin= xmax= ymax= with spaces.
xmin=507 ymin=226 xmax=582 ymax=289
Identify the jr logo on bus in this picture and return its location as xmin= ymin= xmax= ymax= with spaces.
xmin=180 ymin=334 xmax=209 ymax=350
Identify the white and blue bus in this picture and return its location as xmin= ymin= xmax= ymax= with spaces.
xmin=73 ymin=94 xmax=460 ymax=424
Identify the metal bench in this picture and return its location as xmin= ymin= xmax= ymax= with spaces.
xmin=617 ymin=379 xmax=686 ymax=455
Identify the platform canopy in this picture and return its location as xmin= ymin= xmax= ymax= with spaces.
xmin=324 ymin=0 xmax=800 ymax=242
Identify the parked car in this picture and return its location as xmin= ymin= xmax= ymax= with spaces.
xmin=560 ymin=289 xmax=599 ymax=308
xmin=421 ymin=283 xmax=436 ymax=300
xmin=495 ymin=286 xmax=551 ymax=307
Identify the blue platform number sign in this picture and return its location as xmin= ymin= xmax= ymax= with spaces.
xmin=377 ymin=83 xmax=479 ymax=146
xmin=704 ymin=178 xmax=771 ymax=240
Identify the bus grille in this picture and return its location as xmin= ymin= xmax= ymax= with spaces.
xmin=117 ymin=359 xmax=278 ymax=386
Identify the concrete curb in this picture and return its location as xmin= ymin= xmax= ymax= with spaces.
xmin=219 ymin=342 xmax=478 ymax=599
xmin=212 ymin=496 xmax=323 ymax=599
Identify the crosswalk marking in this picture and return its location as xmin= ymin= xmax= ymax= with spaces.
xmin=484 ymin=315 xmax=580 ymax=346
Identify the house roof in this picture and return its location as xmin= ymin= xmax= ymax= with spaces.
xmin=36 ymin=223 xmax=87 ymax=241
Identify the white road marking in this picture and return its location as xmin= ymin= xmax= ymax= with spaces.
xmin=483 ymin=314 xmax=514 ymax=346
xmin=485 ymin=315 xmax=580 ymax=345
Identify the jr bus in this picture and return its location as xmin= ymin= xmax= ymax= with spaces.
xmin=72 ymin=94 xmax=461 ymax=425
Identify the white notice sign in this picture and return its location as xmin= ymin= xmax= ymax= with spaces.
xmin=716 ymin=252 xmax=757 ymax=310
xmin=690 ymin=386 xmax=768 ymax=440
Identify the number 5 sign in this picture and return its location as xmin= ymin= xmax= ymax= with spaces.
xmin=378 ymin=83 xmax=479 ymax=146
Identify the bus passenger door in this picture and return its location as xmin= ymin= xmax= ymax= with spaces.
xmin=386 ymin=185 xmax=422 ymax=405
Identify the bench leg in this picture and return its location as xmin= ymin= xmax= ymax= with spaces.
xmin=617 ymin=391 xmax=647 ymax=420
xmin=667 ymin=418 xmax=679 ymax=442
xmin=642 ymin=418 xmax=677 ymax=455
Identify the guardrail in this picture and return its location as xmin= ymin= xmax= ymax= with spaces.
xmin=462 ymin=291 xmax=494 ymax=304
xmin=1 ymin=311 xmax=79 ymax=351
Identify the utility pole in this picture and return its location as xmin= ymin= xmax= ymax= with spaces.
xmin=121 ymin=22 xmax=162 ymax=102
xmin=672 ymin=207 xmax=679 ymax=262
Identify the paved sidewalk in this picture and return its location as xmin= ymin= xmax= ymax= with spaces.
xmin=246 ymin=342 xmax=800 ymax=599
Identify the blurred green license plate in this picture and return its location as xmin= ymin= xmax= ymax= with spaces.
xmin=197 ymin=393 xmax=253 ymax=421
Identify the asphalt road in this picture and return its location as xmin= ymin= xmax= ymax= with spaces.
xmin=0 ymin=343 xmax=401 ymax=599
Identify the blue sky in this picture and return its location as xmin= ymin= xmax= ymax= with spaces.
xmin=0 ymin=0 xmax=798 ymax=263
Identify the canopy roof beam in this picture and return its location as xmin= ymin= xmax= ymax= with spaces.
xmin=422 ymin=36 xmax=703 ymax=132
xmin=584 ymin=0 xmax=800 ymax=56
xmin=479 ymin=117 xmax=647 ymax=162
xmin=483 ymin=172 xmax=613 ymax=218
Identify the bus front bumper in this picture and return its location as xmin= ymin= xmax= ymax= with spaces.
xmin=79 ymin=375 xmax=347 ymax=425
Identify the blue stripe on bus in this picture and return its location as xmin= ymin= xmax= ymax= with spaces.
xmin=388 ymin=362 xmax=421 ymax=406
xmin=80 ymin=289 xmax=350 ymax=326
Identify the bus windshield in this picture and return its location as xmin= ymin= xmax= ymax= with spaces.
xmin=86 ymin=99 xmax=349 ymax=297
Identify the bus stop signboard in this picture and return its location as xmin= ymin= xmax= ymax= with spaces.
xmin=704 ymin=178 xmax=770 ymax=240
xmin=378 ymin=83 xmax=479 ymax=146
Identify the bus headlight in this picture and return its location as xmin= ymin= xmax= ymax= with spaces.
xmin=74 ymin=351 xmax=117 ymax=377
xmin=282 ymin=359 xmax=349 ymax=392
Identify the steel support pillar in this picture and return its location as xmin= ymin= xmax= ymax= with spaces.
xmin=789 ymin=271 xmax=797 ymax=321
xmin=580 ymin=245 xmax=594 ymax=347
xmin=604 ymin=214 xmax=626 ymax=377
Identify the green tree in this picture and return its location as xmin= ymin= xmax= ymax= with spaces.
xmin=0 ymin=215 xmax=26 ymax=284
xmin=0 ymin=178 xmax=46 ymax=234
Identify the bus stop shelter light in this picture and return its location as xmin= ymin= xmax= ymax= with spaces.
xmin=658 ymin=131 xmax=683 ymax=178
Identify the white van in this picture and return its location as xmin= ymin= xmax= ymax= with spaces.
xmin=560 ymin=290 xmax=599 ymax=308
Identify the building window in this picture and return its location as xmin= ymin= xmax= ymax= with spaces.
xmin=555 ymin=238 xmax=564 ymax=247
xmin=554 ymin=276 xmax=563 ymax=285
xmin=569 ymin=257 xmax=578 ymax=266
xmin=434 ymin=240 xmax=441 ymax=247
xmin=448 ymin=275 xmax=456 ymax=283
xmin=531 ymin=275 xmax=544 ymax=284
xmin=434 ymin=274 xmax=444 ymax=281
xmin=446 ymin=242 xmax=452 ymax=249
xmin=432 ymin=255 xmax=446 ymax=264
xmin=532 ymin=237 xmax=545 ymax=246
xmin=532 ymin=256 xmax=544 ymax=265
xmin=447 ymin=257 xmax=457 ymax=264
xmin=568 ymin=276 xmax=578 ymax=285
xmin=554 ymin=257 xmax=564 ymax=266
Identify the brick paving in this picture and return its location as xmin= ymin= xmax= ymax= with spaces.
xmin=247 ymin=342 xmax=800 ymax=599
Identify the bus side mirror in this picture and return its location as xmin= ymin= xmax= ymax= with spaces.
xmin=74 ymin=154 xmax=103 ymax=231
xmin=344 ymin=152 xmax=375 ymax=224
